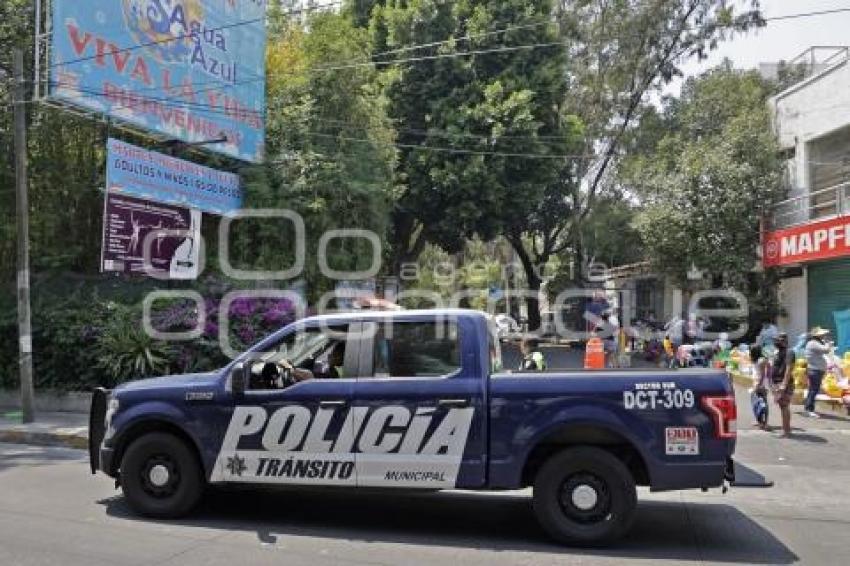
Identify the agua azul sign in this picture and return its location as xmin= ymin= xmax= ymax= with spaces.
xmin=50 ymin=0 xmax=267 ymax=162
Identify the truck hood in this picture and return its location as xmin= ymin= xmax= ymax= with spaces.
xmin=114 ymin=372 xmax=219 ymax=393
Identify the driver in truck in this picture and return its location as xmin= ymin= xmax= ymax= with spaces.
xmin=278 ymin=341 xmax=346 ymax=383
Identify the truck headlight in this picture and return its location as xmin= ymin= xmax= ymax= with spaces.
xmin=104 ymin=397 xmax=119 ymax=439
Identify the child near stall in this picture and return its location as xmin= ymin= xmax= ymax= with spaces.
xmin=663 ymin=335 xmax=676 ymax=368
xmin=749 ymin=345 xmax=770 ymax=430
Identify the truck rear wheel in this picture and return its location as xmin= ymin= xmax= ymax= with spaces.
xmin=120 ymin=432 xmax=203 ymax=518
xmin=532 ymin=446 xmax=637 ymax=546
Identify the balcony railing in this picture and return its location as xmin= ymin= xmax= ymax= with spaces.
xmin=767 ymin=182 xmax=850 ymax=230
xmin=778 ymin=46 xmax=850 ymax=90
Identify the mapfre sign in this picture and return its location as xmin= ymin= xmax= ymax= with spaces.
xmin=763 ymin=215 xmax=850 ymax=267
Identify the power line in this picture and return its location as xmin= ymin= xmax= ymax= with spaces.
xmin=47 ymin=82 xmax=583 ymax=154
xmin=309 ymin=41 xmax=565 ymax=73
xmin=13 ymin=5 xmax=848 ymax=159
xmin=33 ymin=17 xmax=552 ymax=111
xmin=45 ymin=83 xmax=261 ymax=121
xmin=300 ymin=7 xmax=850 ymax=74
xmin=39 ymin=6 xmax=850 ymax=90
xmin=370 ymin=20 xmax=554 ymax=60
xmin=47 ymin=78 xmax=266 ymax=118
xmin=308 ymin=116 xmax=574 ymax=145
xmin=38 ymin=32 xmax=569 ymax=117
xmin=41 ymin=4 xmax=850 ymax=80
xmin=299 ymin=131 xmax=590 ymax=160
xmin=33 ymin=83 xmax=591 ymax=161
xmin=768 ymin=7 xmax=850 ymax=22
xmin=10 ymin=0 xmax=846 ymax=112
xmin=281 ymin=8 xmax=850 ymax=74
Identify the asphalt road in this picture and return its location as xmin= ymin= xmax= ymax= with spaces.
xmin=1 ymin=392 xmax=849 ymax=565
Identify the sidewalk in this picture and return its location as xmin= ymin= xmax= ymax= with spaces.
xmin=730 ymin=371 xmax=850 ymax=417
xmin=0 ymin=410 xmax=88 ymax=450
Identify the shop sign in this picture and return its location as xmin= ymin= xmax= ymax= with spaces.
xmin=763 ymin=215 xmax=850 ymax=267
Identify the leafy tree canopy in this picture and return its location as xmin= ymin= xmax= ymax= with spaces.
xmin=625 ymin=62 xmax=784 ymax=286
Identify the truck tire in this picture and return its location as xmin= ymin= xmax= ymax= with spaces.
xmin=120 ymin=432 xmax=204 ymax=518
xmin=532 ymin=446 xmax=637 ymax=546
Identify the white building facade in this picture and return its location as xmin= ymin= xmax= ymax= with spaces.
xmin=766 ymin=47 xmax=850 ymax=349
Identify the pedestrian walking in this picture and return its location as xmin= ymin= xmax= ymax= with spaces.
xmin=770 ymin=333 xmax=795 ymax=437
xmin=803 ymin=327 xmax=832 ymax=418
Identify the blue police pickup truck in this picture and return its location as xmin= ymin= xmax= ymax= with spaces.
xmin=89 ymin=309 xmax=736 ymax=545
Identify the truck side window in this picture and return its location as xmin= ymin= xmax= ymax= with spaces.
xmin=369 ymin=321 xmax=461 ymax=378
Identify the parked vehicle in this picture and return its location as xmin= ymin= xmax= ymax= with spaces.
xmin=89 ymin=309 xmax=737 ymax=546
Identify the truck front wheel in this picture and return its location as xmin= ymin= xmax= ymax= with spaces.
xmin=120 ymin=432 xmax=204 ymax=518
xmin=533 ymin=446 xmax=637 ymax=546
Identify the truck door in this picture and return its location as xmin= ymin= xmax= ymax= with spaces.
xmin=353 ymin=317 xmax=487 ymax=489
xmin=212 ymin=323 xmax=359 ymax=486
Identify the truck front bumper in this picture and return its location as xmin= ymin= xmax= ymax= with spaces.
xmin=99 ymin=446 xmax=116 ymax=477
xmin=88 ymin=387 xmax=110 ymax=475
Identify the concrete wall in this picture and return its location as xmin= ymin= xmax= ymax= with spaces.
xmin=778 ymin=270 xmax=808 ymax=339
xmin=772 ymin=60 xmax=850 ymax=149
xmin=0 ymin=390 xmax=91 ymax=414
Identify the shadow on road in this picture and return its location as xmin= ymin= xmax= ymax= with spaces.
xmin=796 ymin=411 xmax=850 ymax=423
xmin=784 ymin=432 xmax=828 ymax=443
xmin=100 ymin=487 xmax=797 ymax=564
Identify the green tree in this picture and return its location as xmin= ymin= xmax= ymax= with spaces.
xmin=0 ymin=0 xmax=107 ymax=279
xmin=503 ymin=0 xmax=764 ymax=329
xmin=234 ymin=13 xmax=395 ymax=301
xmin=626 ymin=63 xmax=784 ymax=287
xmin=371 ymin=0 xmax=574 ymax=282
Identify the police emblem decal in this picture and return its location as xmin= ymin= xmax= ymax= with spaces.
xmin=225 ymin=454 xmax=247 ymax=476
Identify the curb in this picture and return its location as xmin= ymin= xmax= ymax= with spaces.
xmin=0 ymin=429 xmax=88 ymax=450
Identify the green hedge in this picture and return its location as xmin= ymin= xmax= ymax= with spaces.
xmin=0 ymin=288 xmax=297 ymax=391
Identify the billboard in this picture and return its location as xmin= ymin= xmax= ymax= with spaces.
xmin=102 ymin=191 xmax=202 ymax=279
xmin=50 ymin=1 xmax=266 ymax=163
xmin=107 ymin=138 xmax=242 ymax=215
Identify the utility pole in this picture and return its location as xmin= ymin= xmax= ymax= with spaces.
xmin=13 ymin=49 xmax=35 ymax=423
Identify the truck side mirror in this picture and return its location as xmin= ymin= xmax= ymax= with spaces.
xmin=231 ymin=362 xmax=247 ymax=398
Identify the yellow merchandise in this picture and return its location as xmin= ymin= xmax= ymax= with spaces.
xmin=823 ymin=373 xmax=844 ymax=398
xmin=733 ymin=350 xmax=749 ymax=374
xmin=793 ymin=359 xmax=808 ymax=390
